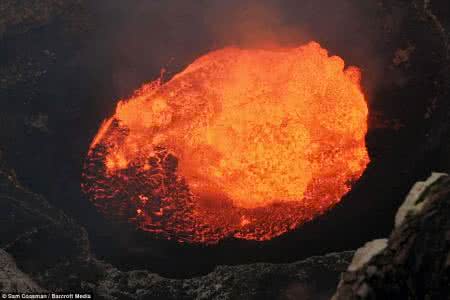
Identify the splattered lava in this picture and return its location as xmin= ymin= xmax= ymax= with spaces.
xmin=82 ymin=42 xmax=370 ymax=244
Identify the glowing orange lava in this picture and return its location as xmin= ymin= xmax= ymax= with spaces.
xmin=82 ymin=42 xmax=370 ymax=244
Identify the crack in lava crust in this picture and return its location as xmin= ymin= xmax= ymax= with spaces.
xmin=82 ymin=42 xmax=370 ymax=244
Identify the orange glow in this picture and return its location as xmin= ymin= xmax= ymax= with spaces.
xmin=82 ymin=42 xmax=369 ymax=244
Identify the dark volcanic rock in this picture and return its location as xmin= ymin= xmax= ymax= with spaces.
xmin=0 ymin=249 xmax=45 ymax=293
xmin=0 ymin=160 xmax=96 ymax=292
xmin=0 ymin=154 xmax=353 ymax=298
xmin=0 ymin=0 xmax=88 ymax=96
xmin=95 ymin=251 xmax=353 ymax=300
xmin=0 ymin=0 xmax=87 ymax=37
xmin=333 ymin=173 xmax=450 ymax=300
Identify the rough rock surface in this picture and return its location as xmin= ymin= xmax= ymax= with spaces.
xmin=0 ymin=0 xmax=86 ymax=37
xmin=95 ymin=252 xmax=353 ymax=300
xmin=394 ymin=172 xmax=447 ymax=227
xmin=333 ymin=173 xmax=450 ymax=300
xmin=347 ymin=239 xmax=387 ymax=272
xmin=0 ymin=249 xmax=45 ymax=293
xmin=0 ymin=159 xmax=95 ymax=292
xmin=0 ymin=153 xmax=353 ymax=298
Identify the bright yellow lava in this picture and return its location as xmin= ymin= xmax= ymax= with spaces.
xmin=83 ymin=42 xmax=369 ymax=243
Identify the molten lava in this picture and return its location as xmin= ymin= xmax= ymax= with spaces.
xmin=82 ymin=42 xmax=370 ymax=244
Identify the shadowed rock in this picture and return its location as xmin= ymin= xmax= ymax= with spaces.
xmin=0 ymin=249 xmax=45 ymax=293
xmin=333 ymin=173 xmax=450 ymax=300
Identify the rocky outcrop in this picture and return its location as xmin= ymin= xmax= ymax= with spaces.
xmin=95 ymin=251 xmax=353 ymax=300
xmin=0 ymin=163 xmax=95 ymax=292
xmin=0 ymin=249 xmax=45 ymax=293
xmin=333 ymin=173 xmax=450 ymax=300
